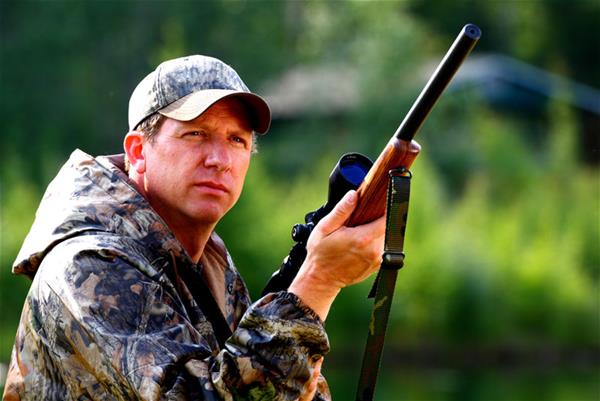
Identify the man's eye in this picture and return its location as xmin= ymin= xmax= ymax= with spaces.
xmin=232 ymin=136 xmax=248 ymax=146
xmin=185 ymin=131 xmax=205 ymax=138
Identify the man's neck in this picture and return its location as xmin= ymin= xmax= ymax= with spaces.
xmin=169 ymin=221 xmax=214 ymax=263
xmin=128 ymin=172 xmax=214 ymax=263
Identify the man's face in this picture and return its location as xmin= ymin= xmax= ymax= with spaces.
xmin=140 ymin=98 xmax=253 ymax=230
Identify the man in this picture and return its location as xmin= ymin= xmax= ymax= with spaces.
xmin=4 ymin=55 xmax=419 ymax=400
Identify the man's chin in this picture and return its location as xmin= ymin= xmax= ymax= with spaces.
xmin=186 ymin=204 xmax=229 ymax=225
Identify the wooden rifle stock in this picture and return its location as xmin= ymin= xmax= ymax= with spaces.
xmin=347 ymin=24 xmax=481 ymax=227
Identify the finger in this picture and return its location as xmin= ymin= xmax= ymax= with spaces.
xmin=361 ymin=214 xmax=386 ymax=239
xmin=409 ymin=139 xmax=422 ymax=154
xmin=316 ymin=190 xmax=357 ymax=236
xmin=402 ymin=140 xmax=422 ymax=169
xmin=313 ymin=357 xmax=323 ymax=377
xmin=348 ymin=214 xmax=386 ymax=251
xmin=300 ymin=358 xmax=323 ymax=401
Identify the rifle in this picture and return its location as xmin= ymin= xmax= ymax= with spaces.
xmin=355 ymin=23 xmax=481 ymax=401
xmin=263 ymin=23 xmax=481 ymax=401
xmin=348 ymin=23 xmax=481 ymax=226
xmin=262 ymin=23 xmax=481 ymax=296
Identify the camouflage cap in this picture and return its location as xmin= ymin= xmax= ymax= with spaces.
xmin=128 ymin=55 xmax=271 ymax=134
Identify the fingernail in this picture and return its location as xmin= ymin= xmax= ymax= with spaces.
xmin=347 ymin=190 xmax=357 ymax=204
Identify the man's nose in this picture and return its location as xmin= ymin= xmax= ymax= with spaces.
xmin=203 ymin=143 xmax=231 ymax=172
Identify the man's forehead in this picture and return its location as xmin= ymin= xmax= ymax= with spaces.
xmin=166 ymin=98 xmax=253 ymax=131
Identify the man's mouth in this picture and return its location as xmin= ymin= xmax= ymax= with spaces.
xmin=194 ymin=181 xmax=229 ymax=194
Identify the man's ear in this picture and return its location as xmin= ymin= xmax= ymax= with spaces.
xmin=124 ymin=131 xmax=146 ymax=174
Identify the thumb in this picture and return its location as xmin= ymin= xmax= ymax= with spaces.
xmin=316 ymin=190 xmax=357 ymax=236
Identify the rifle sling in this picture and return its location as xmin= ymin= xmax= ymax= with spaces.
xmin=178 ymin=264 xmax=233 ymax=350
xmin=357 ymin=168 xmax=411 ymax=401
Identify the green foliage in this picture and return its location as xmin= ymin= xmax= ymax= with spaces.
xmin=326 ymin=367 xmax=600 ymax=401
xmin=394 ymin=101 xmax=598 ymax=348
xmin=0 ymin=156 xmax=41 ymax=361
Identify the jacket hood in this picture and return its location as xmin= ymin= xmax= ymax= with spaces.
xmin=13 ymin=149 xmax=188 ymax=278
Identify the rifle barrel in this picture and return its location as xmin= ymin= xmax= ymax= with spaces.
xmin=347 ymin=24 xmax=481 ymax=227
xmin=395 ymin=24 xmax=481 ymax=141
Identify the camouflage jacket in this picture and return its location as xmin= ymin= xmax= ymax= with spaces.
xmin=4 ymin=150 xmax=331 ymax=401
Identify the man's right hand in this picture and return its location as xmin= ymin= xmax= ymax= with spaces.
xmin=288 ymin=190 xmax=386 ymax=321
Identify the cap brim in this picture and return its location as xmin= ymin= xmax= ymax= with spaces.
xmin=158 ymin=89 xmax=271 ymax=134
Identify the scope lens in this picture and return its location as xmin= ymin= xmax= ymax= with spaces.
xmin=340 ymin=160 xmax=369 ymax=186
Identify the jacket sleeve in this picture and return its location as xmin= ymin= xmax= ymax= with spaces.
xmin=24 ymin=243 xmax=331 ymax=401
